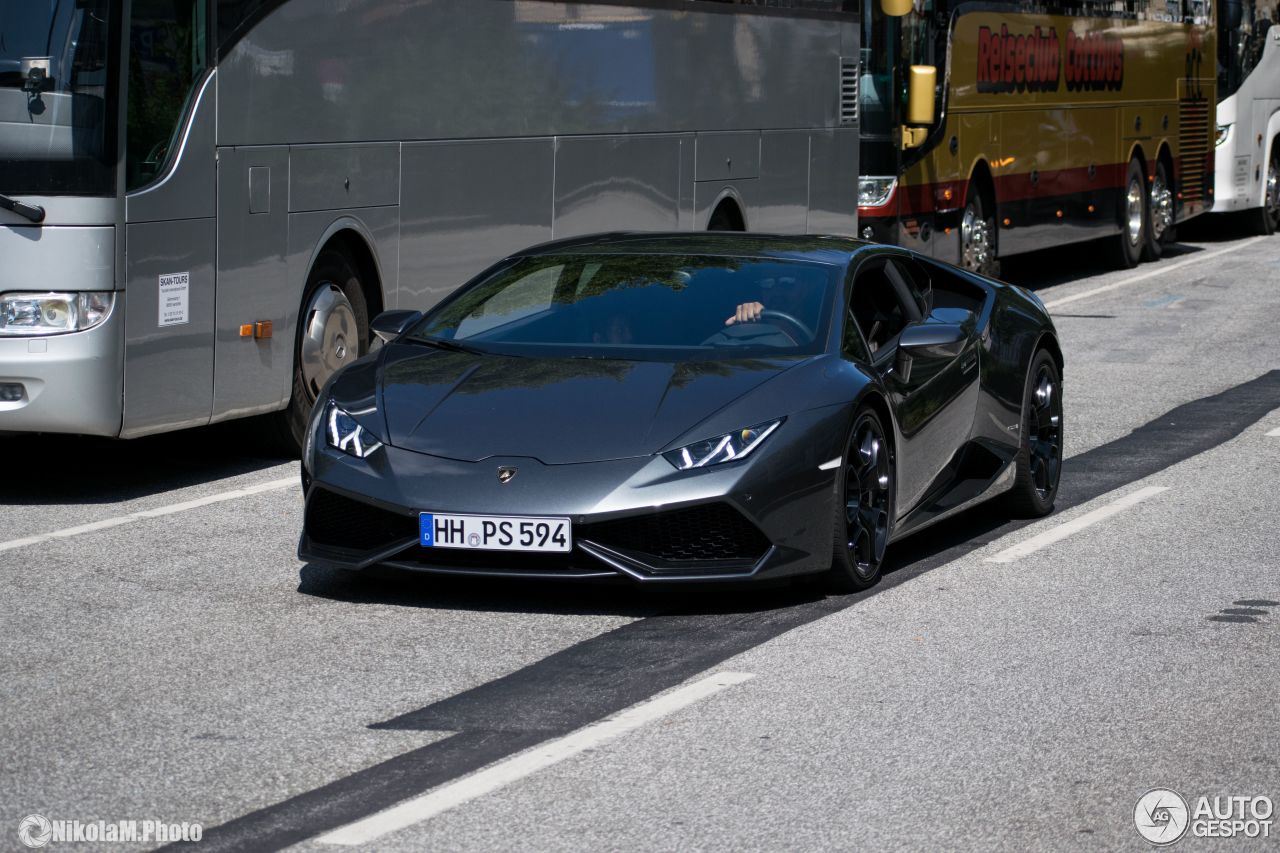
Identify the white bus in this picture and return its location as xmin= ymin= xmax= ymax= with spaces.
xmin=1214 ymin=0 xmax=1280 ymax=232
xmin=0 ymin=0 xmax=860 ymax=449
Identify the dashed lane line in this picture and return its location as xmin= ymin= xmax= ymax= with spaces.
xmin=0 ymin=478 xmax=296 ymax=554
xmin=984 ymin=485 xmax=1169 ymax=564
xmin=315 ymin=671 xmax=756 ymax=846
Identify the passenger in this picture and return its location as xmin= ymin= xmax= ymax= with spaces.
xmin=593 ymin=314 xmax=634 ymax=345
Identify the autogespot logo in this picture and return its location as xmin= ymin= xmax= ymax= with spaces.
xmin=18 ymin=814 xmax=52 ymax=849
xmin=1135 ymin=789 xmax=1190 ymax=845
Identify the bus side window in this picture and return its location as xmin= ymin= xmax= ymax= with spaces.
xmin=126 ymin=0 xmax=209 ymax=191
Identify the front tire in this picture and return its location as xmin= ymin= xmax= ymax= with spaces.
xmin=1003 ymin=350 xmax=1063 ymax=518
xmin=825 ymin=408 xmax=894 ymax=593
xmin=266 ymin=251 xmax=370 ymax=454
xmin=960 ymin=185 xmax=1000 ymax=277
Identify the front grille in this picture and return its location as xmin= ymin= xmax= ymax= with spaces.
xmin=390 ymin=545 xmax=608 ymax=576
xmin=581 ymin=503 xmax=770 ymax=564
xmin=1179 ymin=96 xmax=1210 ymax=202
xmin=839 ymin=57 xmax=859 ymax=126
xmin=305 ymin=488 xmax=416 ymax=551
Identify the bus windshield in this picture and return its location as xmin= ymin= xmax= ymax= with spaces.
xmin=0 ymin=0 xmax=116 ymax=196
xmin=1218 ymin=0 xmax=1277 ymax=100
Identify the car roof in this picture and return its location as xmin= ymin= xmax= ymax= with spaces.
xmin=513 ymin=232 xmax=876 ymax=266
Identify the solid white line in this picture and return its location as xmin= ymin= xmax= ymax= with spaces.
xmin=0 ymin=477 xmax=296 ymax=553
xmin=316 ymin=671 xmax=757 ymax=846
xmin=1267 ymin=427 xmax=1280 ymax=437
xmin=1042 ymin=237 xmax=1267 ymax=310
xmin=985 ymin=486 xmax=1169 ymax=564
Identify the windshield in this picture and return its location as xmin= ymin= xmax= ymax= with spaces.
xmin=413 ymin=254 xmax=837 ymax=361
xmin=1218 ymin=0 xmax=1277 ymax=101
xmin=0 ymin=0 xmax=117 ymax=196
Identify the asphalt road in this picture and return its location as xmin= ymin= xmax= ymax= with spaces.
xmin=3 ymin=218 xmax=1279 ymax=852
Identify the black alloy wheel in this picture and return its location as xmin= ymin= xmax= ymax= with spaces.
xmin=1004 ymin=350 xmax=1063 ymax=518
xmin=827 ymin=408 xmax=893 ymax=592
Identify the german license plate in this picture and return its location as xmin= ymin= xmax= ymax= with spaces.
xmin=419 ymin=513 xmax=571 ymax=552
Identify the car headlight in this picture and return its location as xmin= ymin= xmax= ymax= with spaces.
xmin=0 ymin=292 xmax=114 ymax=336
xmin=858 ymin=176 xmax=897 ymax=208
xmin=325 ymin=401 xmax=384 ymax=458
xmin=664 ymin=420 xmax=782 ymax=470
xmin=1215 ymin=123 xmax=1231 ymax=147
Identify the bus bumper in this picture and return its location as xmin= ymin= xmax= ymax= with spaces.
xmin=0 ymin=300 xmax=124 ymax=437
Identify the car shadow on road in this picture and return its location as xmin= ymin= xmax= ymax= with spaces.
xmin=0 ymin=419 xmax=293 ymax=506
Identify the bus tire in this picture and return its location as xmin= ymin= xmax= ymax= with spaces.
xmin=1113 ymin=157 xmax=1146 ymax=269
xmin=1143 ymin=159 xmax=1174 ymax=260
xmin=960 ymin=186 xmax=999 ymax=277
xmin=1251 ymin=143 xmax=1279 ymax=236
xmin=268 ymin=250 xmax=370 ymax=455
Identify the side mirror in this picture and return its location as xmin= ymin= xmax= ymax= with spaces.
xmin=901 ymin=65 xmax=937 ymax=150
xmin=880 ymin=0 xmax=913 ymax=15
xmin=894 ymin=319 xmax=970 ymax=381
xmin=370 ymin=309 xmax=422 ymax=345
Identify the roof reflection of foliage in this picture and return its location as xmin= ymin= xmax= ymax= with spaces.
xmin=384 ymin=350 xmax=786 ymax=395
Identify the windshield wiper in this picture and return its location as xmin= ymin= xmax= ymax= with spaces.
xmin=408 ymin=335 xmax=484 ymax=355
xmin=0 ymin=194 xmax=45 ymax=224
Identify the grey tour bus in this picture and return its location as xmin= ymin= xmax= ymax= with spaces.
xmin=0 ymin=0 xmax=860 ymax=449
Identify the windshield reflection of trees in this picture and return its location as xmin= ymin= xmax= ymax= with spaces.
xmin=384 ymin=349 xmax=788 ymax=394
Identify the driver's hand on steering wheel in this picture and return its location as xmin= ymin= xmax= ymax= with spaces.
xmin=725 ymin=301 xmax=765 ymax=326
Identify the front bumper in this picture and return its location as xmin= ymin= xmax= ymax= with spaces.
xmin=0 ymin=299 xmax=123 ymax=436
xmin=298 ymin=407 xmax=847 ymax=583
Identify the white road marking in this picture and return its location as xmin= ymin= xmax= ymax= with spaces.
xmin=818 ymin=456 xmax=843 ymax=471
xmin=984 ymin=486 xmax=1169 ymax=564
xmin=1267 ymin=426 xmax=1280 ymax=437
xmin=1042 ymin=237 xmax=1267 ymax=310
xmin=0 ymin=477 xmax=296 ymax=553
xmin=316 ymin=671 xmax=757 ymax=846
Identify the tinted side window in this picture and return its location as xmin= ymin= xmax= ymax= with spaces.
xmin=126 ymin=0 xmax=209 ymax=190
xmin=851 ymin=262 xmax=910 ymax=355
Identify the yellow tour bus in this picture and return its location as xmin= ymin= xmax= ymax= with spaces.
xmin=856 ymin=0 xmax=1217 ymax=274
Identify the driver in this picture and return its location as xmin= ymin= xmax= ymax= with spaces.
xmin=723 ymin=275 xmax=815 ymax=329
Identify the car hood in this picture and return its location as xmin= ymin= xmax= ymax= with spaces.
xmin=372 ymin=346 xmax=807 ymax=464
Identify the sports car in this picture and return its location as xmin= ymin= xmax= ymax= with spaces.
xmin=299 ymin=233 xmax=1062 ymax=591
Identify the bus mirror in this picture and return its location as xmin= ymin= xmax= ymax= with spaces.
xmin=880 ymin=0 xmax=913 ymax=15
xmin=906 ymin=65 xmax=937 ymax=126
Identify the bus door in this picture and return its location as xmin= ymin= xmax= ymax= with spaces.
xmin=122 ymin=0 xmax=217 ymax=437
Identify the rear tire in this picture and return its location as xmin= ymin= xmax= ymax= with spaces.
xmin=1003 ymin=350 xmax=1063 ymax=518
xmin=1143 ymin=160 xmax=1174 ymax=260
xmin=825 ymin=408 xmax=894 ymax=593
xmin=1113 ymin=158 xmax=1146 ymax=269
xmin=1251 ymin=144 xmax=1279 ymax=236
xmin=264 ymin=251 xmax=370 ymax=455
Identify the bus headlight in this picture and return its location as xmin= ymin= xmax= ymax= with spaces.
xmin=858 ymin=177 xmax=897 ymax=208
xmin=1215 ymin=124 xmax=1231 ymax=147
xmin=0 ymin=292 xmax=114 ymax=335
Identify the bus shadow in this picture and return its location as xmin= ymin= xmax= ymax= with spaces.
xmin=0 ymin=420 xmax=293 ymax=506
xmin=998 ymin=237 xmax=1206 ymax=290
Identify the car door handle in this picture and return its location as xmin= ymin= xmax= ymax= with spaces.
xmin=961 ymin=354 xmax=977 ymax=374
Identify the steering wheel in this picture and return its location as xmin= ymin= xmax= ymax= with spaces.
xmin=757 ymin=309 xmax=814 ymax=345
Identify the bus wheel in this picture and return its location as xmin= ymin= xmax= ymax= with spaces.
xmin=272 ymin=251 xmax=370 ymax=455
xmin=1113 ymin=158 xmax=1146 ymax=269
xmin=1252 ymin=145 xmax=1279 ymax=236
xmin=960 ymin=190 xmax=998 ymax=277
xmin=1143 ymin=160 xmax=1174 ymax=260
